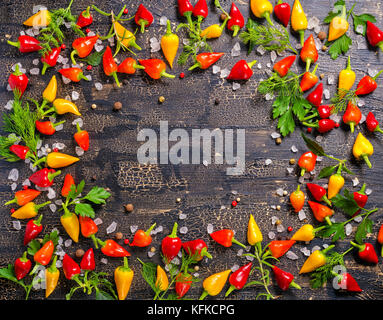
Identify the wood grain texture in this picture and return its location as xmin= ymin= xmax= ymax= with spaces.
xmin=1 ymin=0 xmax=383 ymax=300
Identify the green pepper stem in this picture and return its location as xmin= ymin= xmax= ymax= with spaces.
xmin=41 ymin=63 xmax=49 ymax=75
xmin=306 ymin=59 xmax=312 ymax=72
xmin=263 ymin=11 xmax=274 ymax=26
xmin=92 ymin=4 xmax=112 ymax=16
xmin=160 ymin=71 xmax=176 ymax=79
xmin=311 ymin=64 xmax=319 ymax=75
xmin=322 ymin=195 xmax=332 ymax=207
xmin=5 ymin=198 xmax=17 ymax=206
xmin=247 ymin=60 xmax=258 ymax=69
xmin=199 ymin=290 xmax=209 ymax=300
xmin=169 ymin=222 xmax=178 ymax=238
xmin=35 ymin=201 xmax=51 ymax=211
xmin=34 ymin=214 xmax=43 ymax=226
xmin=358 ymin=183 xmax=367 ymax=195
xmin=372 ymin=69 xmax=383 ymax=81
xmin=184 ymin=11 xmax=194 ymax=31
xmin=90 ymin=234 xmax=98 ymax=249
xmin=231 ymin=237 xmax=247 ymax=249
xmin=346 ymin=56 xmax=352 ymax=70
xmin=299 ymin=30 xmax=305 ymax=46
xmin=133 ymin=63 xmax=145 ymax=70
xmin=130 ymin=40 xmax=142 ymax=51
xmin=145 ymin=223 xmax=157 ymax=235
xmin=48 ymin=170 xmax=61 ymax=181
xmin=232 ymin=25 xmax=240 ymax=37
xmin=53 ymin=120 xmax=66 ymax=128
xmin=7 ymin=40 xmax=20 ymax=49
xmin=225 ymin=284 xmax=236 ymax=297
xmin=188 ymin=62 xmax=201 ymax=71
xmin=362 ymin=154 xmax=372 ymax=168
xmin=324 ymin=216 xmax=332 ymax=226
xmin=289 ymin=280 xmax=302 ymax=290
xmin=70 ymin=50 xmax=78 ymax=66
xmin=111 ymin=72 xmax=121 ymax=87
xmin=32 ymin=156 xmax=47 ymax=168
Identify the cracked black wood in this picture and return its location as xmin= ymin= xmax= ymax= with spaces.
xmin=1 ymin=0 xmax=383 ymax=300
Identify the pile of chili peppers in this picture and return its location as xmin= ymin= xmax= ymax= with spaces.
xmin=1 ymin=0 xmax=383 ymax=302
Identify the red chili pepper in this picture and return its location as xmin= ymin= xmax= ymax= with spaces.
xmin=298 ymin=151 xmax=317 ymax=176
xmin=210 ymin=229 xmax=246 ymax=249
xmin=188 ymin=52 xmax=224 ymax=71
xmin=79 ymin=216 xmax=98 ymax=248
xmin=227 ymin=59 xmax=257 ymax=80
xmin=350 ymin=241 xmax=379 ymax=264
xmin=366 ymin=21 xmax=383 ymax=52
xmin=182 ymin=239 xmax=212 ymax=261
xmin=300 ymin=34 xmax=318 ymax=71
xmin=227 ymin=3 xmax=245 ymax=37
xmin=317 ymin=118 xmax=336 ymax=133
xmin=41 ymin=47 xmax=62 ymax=75
xmin=178 ymin=0 xmax=194 ymax=28
xmin=274 ymin=0 xmax=291 ymax=27
xmin=139 ymin=59 xmax=175 ymax=80
xmin=59 ymin=68 xmax=89 ymax=82
xmin=300 ymin=64 xmax=319 ymax=92
xmin=117 ymin=57 xmax=145 ymax=74
xmin=268 ymin=240 xmax=296 ymax=258
xmin=14 ymin=252 xmax=32 ymax=280
xmin=306 ymin=83 xmax=323 ymax=107
xmin=343 ymin=101 xmax=362 ymax=133
xmin=29 ymin=168 xmax=61 ymax=188
xmin=306 ymin=183 xmax=332 ymax=206
xmin=35 ymin=120 xmax=65 ymax=136
xmin=34 ymin=240 xmax=54 ymax=266
xmin=135 ymin=4 xmax=154 ymax=33
xmin=9 ymin=144 xmax=30 ymax=160
xmin=225 ymin=262 xmax=252 ymax=297
xmin=129 ymin=223 xmax=156 ymax=247
xmin=97 ymin=238 xmax=131 ymax=257
xmin=175 ymin=273 xmax=193 ymax=299
xmin=272 ymin=265 xmax=301 ymax=291
xmin=355 ymin=70 xmax=383 ymax=96
xmin=366 ymin=112 xmax=383 ymax=134
xmin=80 ymin=248 xmax=96 ymax=271
xmin=63 ymin=254 xmax=81 ymax=280
xmin=61 ymin=173 xmax=76 ymax=197
xmin=273 ymin=55 xmax=296 ymax=77
xmin=352 ymin=183 xmax=368 ymax=216
xmin=161 ymin=222 xmax=182 ymax=264
xmin=76 ymin=6 xmax=93 ymax=28
xmin=308 ymin=201 xmax=334 ymax=225
xmin=7 ymin=35 xmax=42 ymax=53
xmin=378 ymin=224 xmax=383 ymax=257
xmin=317 ymin=105 xmax=333 ymax=119
xmin=103 ymin=46 xmax=120 ymax=87
xmin=74 ymin=123 xmax=89 ymax=151
xmin=8 ymin=64 xmax=29 ymax=96
xmin=337 ymin=272 xmax=362 ymax=292
xmin=192 ymin=0 xmax=208 ymax=20
xmin=5 ymin=188 xmax=41 ymax=207
xmin=71 ymin=35 xmax=99 ymax=65
xmin=23 ymin=214 xmax=43 ymax=245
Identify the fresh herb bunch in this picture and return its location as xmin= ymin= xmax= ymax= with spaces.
xmin=330 ymin=88 xmax=359 ymax=113
xmin=258 ymin=72 xmax=312 ymax=137
xmin=38 ymin=0 xmax=85 ymax=56
xmin=240 ymin=19 xmax=297 ymax=55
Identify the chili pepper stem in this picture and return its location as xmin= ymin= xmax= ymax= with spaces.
xmin=299 ymin=30 xmax=305 ymax=46
xmin=322 ymin=195 xmax=332 ymax=207
xmin=263 ymin=11 xmax=274 ymax=26
xmin=349 ymin=122 xmax=355 ymax=133
xmin=35 ymin=201 xmax=51 ymax=210
xmin=41 ymin=63 xmax=49 ymax=75
xmin=48 ymin=170 xmax=61 ymax=181
xmin=372 ymin=69 xmax=383 ymax=81
xmin=362 ymin=154 xmax=372 ymax=168
xmin=146 ymin=222 xmax=157 ymax=235
xmin=305 ymin=59 xmax=312 ymax=72
xmin=32 ymin=156 xmax=47 ymax=168
xmin=160 ymin=71 xmax=176 ymax=79
xmin=225 ymin=284 xmax=236 ymax=297
xmin=4 ymin=198 xmax=17 ymax=205
xmin=232 ymin=237 xmax=247 ymax=249
xmin=111 ymin=72 xmax=121 ymax=87
xmin=70 ymin=50 xmax=78 ymax=65
xmin=290 ymin=280 xmax=302 ymax=290
xmin=133 ymin=63 xmax=145 ymax=70
xmin=188 ymin=62 xmax=201 ymax=71
xmin=7 ymin=40 xmax=21 ymax=49
xmin=184 ymin=11 xmax=194 ymax=31
xmin=91 ymin=234 xmax=98 ymax=249
xmin=199 ymin=290 xmax=209 ymax=300
xmin=232 ymin=25 xmax=240 ymax=37
xmin=324 ymin=216 xmax=332 ymax=226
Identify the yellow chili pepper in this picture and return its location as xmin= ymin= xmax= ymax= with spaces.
xmin=155 ymin=265 xmax=169 ymax=291
xmin=200 ymin=17 xmax=230 ymax=39
xmin=353 ymin=133 xmax=374 ymax=168
xmin=160 ymin=20 xmax=179 ymax=68
xmin=250 ymin=0 xmax=274 ymax=26
xmin=199 ymin=269 xmax=231 ymax=300
xmin=61 ymin=206 xmax=80 ymax=243
xmin=53 ymin=99 xmax=81 ymax=116
xmin=299 ymin=245 xmax=334 ymax=274
xmin=34 ymin=151 xmax=80 ymax=169
xmin=113 ymin=19 xmax=142 ymax=51
xmin=11 ymin=201 xmax=51 ymax=219
xmin=23 ymin=9 xmax=51 ymax=27
xmin=114 ymin=257 xmax=134 ymax=300
xmin=45 ymin=255 xmax=60 ymax=298
xmin=291 ymin=0 xmax=308 ymax=46
xmin=327 ymin=165 xmax=345 ymax=200
xmin=291 ymin=224 xmax=316 ymax=242
xmin=247 ymin=214 xmax=263 ymax=245
xmin=43 ymin=75 xmax=57 ymax=104
xmin=338 ymin=56 xmax=356 ymax=98
xmin=328 ymin=5 xmax=349 ymax=42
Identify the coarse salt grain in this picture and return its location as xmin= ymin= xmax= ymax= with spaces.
xmin=106 ymin=221 xmax=117 ymax=234
xmin=94 ymin=218 xmax=103 ymax=225
xmin=207 ymin=223 xmax=214 ymax=234
xmin=286 ymin=251 xmax=298 ymax=260
xmin=265 ymin=159 xmax=272 ymax=166
xmin=8 ymin=168 xmax=19 ymax=181
xmin=130 ymin=225 xmax=138 ymax=233
xmin=12 ymin=220 xmax=21 ymax=230
xmin=179 ymin=226 xmax=188 ymax=234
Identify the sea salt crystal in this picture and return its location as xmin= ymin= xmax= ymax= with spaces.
xmin=365 ymin=188 xmax=372 ymax=195
xmin=291 ymin=145 xmax=298 ymax=153
xmin=307 ymin=16 xmax=320 ymax=30
xmin=345 ymin=223 xmax=353 ymax=236
xmin=53 ymin=142 xmax=65 ymax=150
xmin=33 ymin=5 xmax=47 ymax=13
xmin=32 ymin=59 xmax=39 ymax=65
xmin=271 ymin=132 xmax=281 ymax=139
xmin=47 ymin=188 xmax=56 ymax=199
xmin=212 ymin=65 xmax=221 ymax=74
xmin=270 ymin=51 xmax=277 ymax=63
xmin=286 ymin=251 xmax=299 ymax=260
xmin=100 ymin=258 xmax=108 ymax=264
xmin=29 ymin=68 xmax=40 ymax=75
xmin=55 ymin=123 xmax=64 ymax=131
xmin=55 ymin=199 xmax=63 ymax=206
xmin=220 ymin=68 xmax=230 ymax=78
xmin=245 ymin=255 xmax=254 ymax=261
xmin=268 ymin=231 xmax=276 ymax=240
xmin=148 ymin=251 xmax=156 ymax=258
xmin=11 ymin=183 xmax=17 ymax=191
xmin=356 ymin=24 xmax=365 ymax=35
xmin=64 ymin=239 xmax=72 ymax=247
xmin=357 ymin=99 xmax=365 ymax=107
xmin=314 ymin=25 xmax=321 ymax=34
xmin=8 ymin=168 xmax=19 ymax=181
xmin=329 ymin=114 xmax=341 ymax=123
xmin=150 ymin=42 xmax=161 ymax=53
xmin=300 ymin=247 xmax=311 ymax=256
xmin=87 ymin=31 xmax=96 ymax=37
xmin=75 ymin=146 xmax=85 ymax=157
xmin=22 ymin=179 xmax=31 ymax=187
xmin=95 ymin=44 xmax=104 ymax=52
xmin=266 ymin=63 xmax=271 ymax=68
xmin=256 ymin=45 xmax=266 ymax=55
xmin=71 ymin=91 xmax=80 ymax=101
xmin=265 ymin=93 xmax=274 ymax=101
xmin=298 ymin=210 xmax=306 ymax=220
xmin=12 ymin=220 xmax=21 ymax=230
xmin=49 ymin=204 xmax=57 ymax=212
xmin=237 ymin=249 xmax=243 ymax=256
xmin=357 ymin=37 xmax=368 ymax=50
xmin=327 ymin=74 xmax=335 ymax=85
xmin=276 ymin=188 xmax=284 ymax=197
xmin=153 ymin=225 xmax=163 ymax=234
xmin=130 ymin=225 xmax=138 ymax=233
xmin=179 ymin=226 xmax=188 ymax=234
xmin=353 ymin=215 xmax=363 ymax=223
xmin=368 ymin=68 xmax=379 ymax=78
xmin=232 ymin=82 xmax=241 ymax=91
xmin=265 ymin=159 xmax=272 ymax=166
xmin=276 ymin=224 xmax=285 ymax=233
xmin=286 ymin=167 xmax=294 ymax=174
xmin=159 ymin=16 xmax=168 ymax=25
xmin=352 ymin=177 xmax=360 ymax=187
xmin=271 ymin=216 xmax=279 ymax=225
xmin=207 ymin=223 xmax=214 ymax=234
xmin=94 ymin=218 xmax=103 ymax=225
xmin=311 ymin=246 xmax=321 ymax=253
xmin=323 ymin=89 xmax=330 ymax=100
xmin=360 ymin=114 xmax=366 ymax=124
xmin=298 ymin=176 xmax=305 ymax=184
xmin=5 ymin=100 xmax=14 ymax=110
xmin=316 ymin=135 xmax=323 ymax=143
xmin=231 ymin=42 xmax=241 ymax=56
xmin=95 ymin=82 xmax=103 ymax=91
xmin=62 ymin=75 xmax=71 ymax=84
xmin=179 ymin=213 xmax=187 ymax=220
xmin=106 ymin=221 xmax=117 ymax=234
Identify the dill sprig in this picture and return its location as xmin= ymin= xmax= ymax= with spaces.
xmin=331 ymin=88 xmax=359 ymax=113
xmin=240 ymin=19 xmax=297 ymax=55
xmin=38 ymin=0 xmax=85 ymax=56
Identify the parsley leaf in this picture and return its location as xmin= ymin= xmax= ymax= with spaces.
xmin=317 ymin=165 xmax=338 ymax=179
xmin=82 ymin=187 xmax=111 ymax=204
xmin=331 ymin=192 xmax=360 ymax=216
xmin=355 ymin=217 xmax=373 ymax=244
xmin=323 ymin=0 xmax=345 ymax=23
xmin=352 ymin=13 xmax=376 ymax=36
xmin=75 ymin=202 xmax=96 ymax=218
xmin=316 ymin=223 xmax=346 ymax=242
xmin=327 ymin=34 xmax=352 ymax=60
xmin=277 ymin=108 xmax=295 ymax=137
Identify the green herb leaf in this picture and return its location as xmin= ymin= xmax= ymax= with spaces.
xmin=79 ymin=49 xmax=105 ymax=66
xmin=310 ymin=251 xmax=345 ymax=289
xmin=292 ymin=97 xmax=311 ymax=121
xmin=352 ymin=13 xmax=376 ymax=36
xmin=323 ymin=0 xmax=345 ymax=23
xmin=327 ymin=34 xmax=352 ymax=60
xmin=331 ymin=193 xmax=360 ymax=216
xmin=83 ymin=187 xmax=111 ymax=204
xmin=317 ymin=165 xmax=338 ymax=179
xmin=355 ymin=217 xmax=373 ymax=244
xmin=277 ymin=108 xmax=295 ymax=137
xmin=75 ymin=202 xmax=96 ymax=218
xmin=316 ymin=223 xmax=346 ymax=242
xmin=301 ymin=133 xmax=326 ymax=156
xmin=27 ymin=239 xmax=41 ymax=256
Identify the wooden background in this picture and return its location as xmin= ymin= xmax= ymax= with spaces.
xmin=1 ymin=0 xmax=383 ymax=300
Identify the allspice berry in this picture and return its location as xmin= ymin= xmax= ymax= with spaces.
xmin=220 ymin=13 xmax=228 ymax=21
xmin=158 ymin=96 xmax=165 ymax=103
xmin=115 ymin=232 xmax=123 ymax=240
xmin=318 ymin=31 xmax=326 ymax=41
xmin=322 ymin=45 xmax=328 ymax=52
xmin=124 ymin=203 xmax=134 ymax=212
xmin=275 ymin=137 xmax=282 ymax=145
xmin=113 ymin=101 xmax=122 ymax=111
xmin=76 ymin=249 xmax=85 ymax=257
xmin=289 ymin=158 xmax=296 ymax=165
